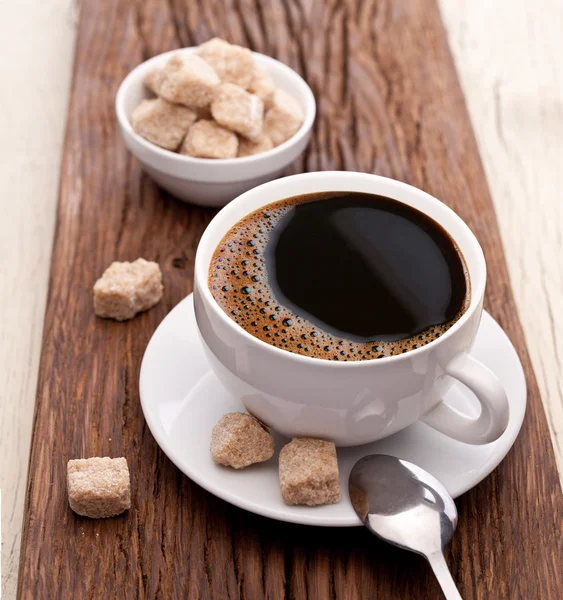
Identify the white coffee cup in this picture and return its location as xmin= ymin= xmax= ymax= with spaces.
xmin=194 ymin=172 xmax=510 ymax=446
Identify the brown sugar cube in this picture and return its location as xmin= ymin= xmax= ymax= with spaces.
xmin=279 ymin=438 xmax=341 ymax=506
xmin=263 ymin=89 xmax=305 ymax=146
xmin=180 ymin=119 xmax=238 ymax=159
xmin=211 ymin=412 xmax=275 ymax=469
xmin=196 ymin=37 xmax=255 ymax=89
xmin=211 ymin=83 xmax=264 ymax=140
xmin=237 ymin=134 xmax=273 ymax=157
xmin=248 ymin=64 xmax=275 ymax=108
xmin=131 ymin=98 xmax=196 ymax=151
xmin=142 ymin=65 xmax=164 ymax=95
xmin=93 ymin=258 xmax=163 ymax=321
xmin=67 ymin=457 xmax=131 ymax=519
xmin=159 ymin=52 xmax=220 ymax=108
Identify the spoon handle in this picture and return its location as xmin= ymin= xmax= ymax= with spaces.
xmin=426 ymin=552 xmax=463 ymax=600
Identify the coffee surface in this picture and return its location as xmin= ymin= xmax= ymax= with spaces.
xmin=209 ymin=192 xmax=469 ymax=360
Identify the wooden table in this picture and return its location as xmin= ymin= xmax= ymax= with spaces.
xmin=1 ymin=0 xmax=562 ymax=597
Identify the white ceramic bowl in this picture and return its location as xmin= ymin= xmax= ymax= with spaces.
xmin=115 ymin=48 xmax=316 ymax=207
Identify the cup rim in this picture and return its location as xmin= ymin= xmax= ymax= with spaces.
xmin=195 ymin=171 xmax=486 ymax=367
xmin=115 ymin=48 xmax=316 ymax=170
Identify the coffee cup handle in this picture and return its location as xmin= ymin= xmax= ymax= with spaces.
xmin=420 ymin=353 xmax=510 ymax=445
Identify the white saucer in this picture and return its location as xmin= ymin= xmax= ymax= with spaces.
xmin=140 ymin=295 xmax=526 ymax=527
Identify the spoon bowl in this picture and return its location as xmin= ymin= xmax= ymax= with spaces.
xmin=349 ymin=454 xmax=463 ymax=599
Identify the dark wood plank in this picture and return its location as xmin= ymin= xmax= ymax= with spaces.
xmin=17 ymin=0 xmax=563 ymax=598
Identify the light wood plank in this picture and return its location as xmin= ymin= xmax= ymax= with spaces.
xmin=0 ymin=1 xmax=76 ymax=597
xmin=440 ymin=0 xmax=563 ymax=479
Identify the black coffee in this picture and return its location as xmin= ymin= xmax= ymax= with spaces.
xmin=209 ymin=192 xmax=469 ymax=360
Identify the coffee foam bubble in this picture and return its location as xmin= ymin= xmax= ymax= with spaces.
xmin=209 ymin=196 xmax=463 ymax=361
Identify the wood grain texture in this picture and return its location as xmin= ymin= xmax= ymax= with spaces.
xmin=16 ymin=1 xmax=563 ymax=598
